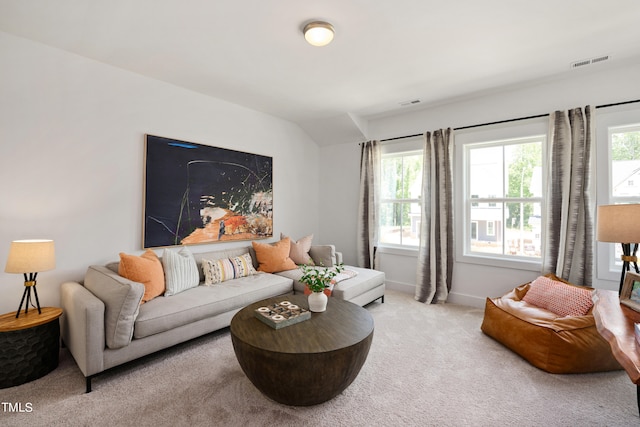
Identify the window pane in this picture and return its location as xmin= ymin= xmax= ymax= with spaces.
xmin=505 ymin=202 xmax=541 ymax=258
xmin=402 ymin=154 xmax=423 ymax=199
xmin=404 ymin=202 xmax=421 ymax=246
xmin=379 ymin=202 xmax=420 ymax=246
xmin=381 ymin=157 xmax=402 ymax=199
xmin=469 ymin=202 xmax=504 ymax=254
xmin=468 ymin=200 xmax=541 ymax=257
xmin=381 ymin=154 xmax=423 ymax=200
xmin=505 ymin=142 xmax=543 ymax=198
xmin=469 ymin=146 xmax=503 ymax=198
xmin=379 ymin=202 xmax=401 ymax=245
xmin=611 ymin=128 xmax=640 ymax=197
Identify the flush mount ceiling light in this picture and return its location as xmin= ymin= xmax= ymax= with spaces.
xmin=303 ymin=21 xmax=335 ymax=47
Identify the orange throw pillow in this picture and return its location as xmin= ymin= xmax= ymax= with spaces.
xmin=252 ymin=238 xmax=297 ymax=273
xmin=119 ymin=249 xmax=165 ymax=303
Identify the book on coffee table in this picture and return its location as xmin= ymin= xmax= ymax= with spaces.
xmin=254 ymin=300 xmax=311 ymax=329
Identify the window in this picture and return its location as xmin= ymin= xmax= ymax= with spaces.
xmin=610 ymin=124 xmax=640 ymax=200
xmin=462 ymin=135 xmax=544 ymax=261
xmin=379 ymin=150 xmax=423 ymax=247
xmin=486 ymin=221 xmax=495 ymax=236
xmin=607 ymin=124 xmax=640 ymax=270
xmin=596 ymin=106 xmax=640 ymax=281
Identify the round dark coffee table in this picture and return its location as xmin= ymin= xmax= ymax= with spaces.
xmin=230 ymin=294 xmax=374 ymax=406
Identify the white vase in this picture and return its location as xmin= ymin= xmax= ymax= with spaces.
xmin=308 ymin=291 xmax=328 ymax=312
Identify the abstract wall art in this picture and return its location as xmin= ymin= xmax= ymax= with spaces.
xmin=143 ymin=135 xmax=273 ymax=248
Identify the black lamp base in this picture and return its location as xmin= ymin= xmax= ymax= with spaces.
xmin=16 ymin=272 xmax=41 ymax=319
xmin=619 ymin=243 xmax=640 ymax=295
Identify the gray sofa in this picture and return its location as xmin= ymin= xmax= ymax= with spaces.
xmin=60 ymin=244 xmax=385 ymax=392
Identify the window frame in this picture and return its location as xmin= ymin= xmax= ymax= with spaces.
xmin=455 ymin=118 xmax=548 ymax=271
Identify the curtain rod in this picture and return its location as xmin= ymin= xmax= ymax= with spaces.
xmin=379 ymin=99 xmax=640 ymax=143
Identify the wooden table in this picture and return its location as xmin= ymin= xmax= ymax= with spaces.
xmin=230 ymin=294 xmax=374 ymax=406
xmin=0 ymin=307 xmax=63 ymax=388
xmin=592 ymin=289 xmax=640 ymax=414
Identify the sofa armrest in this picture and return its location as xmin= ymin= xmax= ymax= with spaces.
xmin=60 ymin=281 xmax=106 ymax=378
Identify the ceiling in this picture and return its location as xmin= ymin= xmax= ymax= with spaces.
xmin=1 ymin=0 xmax=639 ymax=145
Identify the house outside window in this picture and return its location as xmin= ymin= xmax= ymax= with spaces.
xmin=379 ymin=149 xmax=423 ymax=248
xmin=459 ymin=133 xmax=545 ymax=265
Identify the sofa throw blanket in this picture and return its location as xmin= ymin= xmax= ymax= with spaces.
xmin=334 ymin=269 xmax=358 ymax=284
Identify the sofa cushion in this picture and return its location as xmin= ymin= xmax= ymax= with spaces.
xmin=133 ymin=273 xmax=293 ymax=339
xmin=202 ymin=253 xmax=257 ymax=285
xmin=522 ymin=275 xmax=593 ymax=317
xmin=162 ymin=247 xmax=200 ymax=297
xmin=252 ymin=238 xmax=297 ymax=273
xmin=84 ymin=265 xmax=145 ymax=349
xmin=276 ymin=265 xmax=385 ymax=301
xmin=281 ymin=233 xmax=315 ymax=265
xmin=118 ymin=249 xmax=165 ymax=303
xmin=309 ymin=245 xmax=337 ymax=267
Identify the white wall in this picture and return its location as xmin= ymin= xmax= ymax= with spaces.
xmin=320 ymin=59 xmax=640 ymax=307
xmin=0 ymin=32 xmax=320 ymax=314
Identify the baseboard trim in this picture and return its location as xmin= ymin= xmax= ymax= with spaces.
xmin=385 ymin=280 xmax=415 ymax=295
xmin=385 ymin=280 xmax=485 ymax=309
xmin=446 ymin=292 xmax=485 ymax=309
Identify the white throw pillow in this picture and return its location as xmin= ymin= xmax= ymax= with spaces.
xmin=162 ymin=246 xmax=200 ymax=296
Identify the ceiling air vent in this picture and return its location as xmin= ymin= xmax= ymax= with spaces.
xmin=571 ymin=55 xmax=610 ymax=69
xmin=399 ymin=99 xmax=421 ymax=107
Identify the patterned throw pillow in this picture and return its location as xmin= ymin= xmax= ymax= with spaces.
xmin=202 ymin=252 xmax=257 ymax=285
xmin=522 ymin=276 xmax=593 ymax=317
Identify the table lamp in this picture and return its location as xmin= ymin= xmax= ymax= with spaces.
xmin=596 ymin=204 xmax=640 ymax=294
xmin=4 ymin=239 xmax=56 ymax=318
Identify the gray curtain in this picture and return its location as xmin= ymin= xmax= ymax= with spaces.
xmin=357 ymin=141 xmax=381 ymax=269
xmin=416 ymin=129 xmax=454 ymax=303
xmin=542 ymin=106 xmax=595 ymax=286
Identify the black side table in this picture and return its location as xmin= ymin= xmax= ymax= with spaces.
xmin=0 ymin=307 xmax=63 ymax=388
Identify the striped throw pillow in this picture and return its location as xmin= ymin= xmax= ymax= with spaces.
xmin=162 ymin=247 xmax=200 ymax=296
xmin=202 ymin=252 xmax=257 ymax=285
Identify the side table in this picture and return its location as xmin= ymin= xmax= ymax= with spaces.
xmin=592 ymin=289 xmax=640 ymax=416
xmin=0 ymin=307 xmax=63 ymax=389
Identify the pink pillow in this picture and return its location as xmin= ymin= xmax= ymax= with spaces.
xmin=281 ymin=233 xmax=315 ymax=265
xmin=522 ymin=276 xmax=593 ymax=317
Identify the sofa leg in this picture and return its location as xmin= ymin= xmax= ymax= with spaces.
xmin=86 ymin=376 xmax=92 ymax=393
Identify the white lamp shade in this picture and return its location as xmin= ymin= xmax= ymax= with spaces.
xmin=5 ymin=239 xmax=56 ymax=273
xmin=304 ymin=21 xmax=335 ymax=47
xmin=596 ymin=204 xmax=640 ymax=243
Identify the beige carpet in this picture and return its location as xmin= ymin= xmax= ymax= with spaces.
xmin=1 ymin=290 xmax=637 ymax=427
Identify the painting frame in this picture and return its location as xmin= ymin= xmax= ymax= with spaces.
xmin=143 ymin=134 xmax=273 ymax=248
xmin=620 ymin=271 xmax=640 ymax=312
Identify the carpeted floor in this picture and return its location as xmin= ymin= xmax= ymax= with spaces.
xmin=1 ymin=290 xmax=637 ymax=427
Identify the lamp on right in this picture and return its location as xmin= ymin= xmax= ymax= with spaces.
xmin=596 ymin=204 xmax=640 ymax=294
